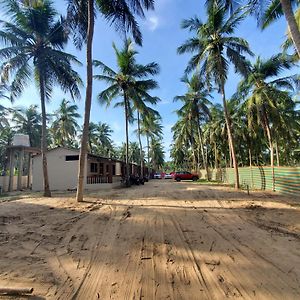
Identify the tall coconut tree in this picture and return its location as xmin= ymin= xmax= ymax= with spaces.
xmin=258 ymin=0 xmax=300 ymax=58
xmin=0 ymin=104 xmax=10 ymax=130
xmin=174 ymin=74 xmax=212 ymax=177
xmin=236 ymin=53 xmax=298 ymax=190
xmin=50 ymin=99 xmax=80 ymax=147
xmin=94 ymin=38 xmax=159 ymax=184
xmin=0 ymin=125 xmax=14 ymax=175
xmin=0 ymin=0 xmax=82 ymax=196
xmin=281 ymin=7 xmax=300 ymax=59
xmin=134 ymin=101 xmax=160 ymax=178
xmin=94 ymin=122 xmax=114 ymax=156
xmin=203 ymin=104 xmax=227 ymax=169
xmin=172 ymin=108 xmax=198 ymax=171
xmin=66 ymin=0 xmax=155 ymax=201
xmin=178 ymin=3 xmax=253 ymax=188
xmin=150 ymin=137 xmax=165 ymax=170
xmin=213 ymin=0 xmax=300 ymax=58
xmin=140 ymin=113 xmax=163 ymax=171
xmin=13 ymin=105 xmax=42 ymax=148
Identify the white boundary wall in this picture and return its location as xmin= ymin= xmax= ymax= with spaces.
xmin=0 ymin=176 xmax=28 ymax=192
xmin=32 ymin=148 xmax=121 ymax=192
xmin=32 ymin=148 xmax=86 ymax=191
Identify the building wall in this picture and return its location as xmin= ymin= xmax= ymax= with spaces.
xmin=0 ymin=176 xmax=28 ymax=192
xmin=32 ymin=148 xmax=84 ymax=191
xmin=32 ymin=148 xmax=123 ymax=192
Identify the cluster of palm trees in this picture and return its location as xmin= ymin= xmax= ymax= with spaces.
xmin=94 ymin=38 xmax=164 ymax=181
xmin=0 ymin=0 xmax=164 ymax=199
xmin=171 ymin=0 xmax=299 ymax=189
xmin=0 ymin=0 xmax=299 ymax=196
xmin=0 ymin=99 xmax=164 ymax=176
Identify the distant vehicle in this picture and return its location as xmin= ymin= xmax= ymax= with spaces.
xmin=154 ymin=172 xmax=162 ymax=179
xmin=164 ymin=173 xmax=173 ymax=179
xmin=173 ymin=171 xmax=199 ymax=182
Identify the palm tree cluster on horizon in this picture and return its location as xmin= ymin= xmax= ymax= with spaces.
xmin=0 ymin=0 xmax=299 ymax=197
xmin=174 ymin=0 xmax=299 ymax=190
xmin=0 ymin=99 xmax=164 ymax=175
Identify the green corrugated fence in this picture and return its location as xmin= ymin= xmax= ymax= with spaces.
xmin=199 ymin=166 xmax=300 ymax=196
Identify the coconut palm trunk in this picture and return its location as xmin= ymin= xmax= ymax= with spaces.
xmin=214 ymin=142 xmax=218 ymax=169
xmin=124 ymin=93 xmax=130 ymax=183
xmin=197 ymin=118 xmax=210 ymax=180
xmin=137 ymin=111 xmax=144 ymax=178
xmin=39 ymin=73 xmax=51 ymax=197
xmin=147 ymin=135 xmax=150 ymax=172
xmin=280 ymin=0 xmax=300 ymax=58
xmin=189 ymin=123 xmax=197 ymax=171
xmin=275 ymin=141 xmax=280 ymax=166
xmin=221 ymin=84 xmax=240 ymax=189
xmin=76 ymin=0 xmax=94 ymax=202
xmin=249 ymin=145 xmax=255 ymax=188
xmin=228 ymin=142 xmax=233 ymax=168
xmin=263 ymin=113 xmax=275 ymax=191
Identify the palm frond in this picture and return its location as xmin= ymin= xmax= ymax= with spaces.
xmin=93 ymin=59 xmax=117 ymax=77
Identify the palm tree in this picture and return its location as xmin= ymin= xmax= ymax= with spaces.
xmin=0 ymin=83 xmax=11 ymax=102
xmin=215 ymin=0 xmax=300 ymax=57
xmin=140 ymin=113 xmax=163 ymax=171
xmin=0 ymin=105 xmax=10 ymax=130
xmin=0 ymin=0 xmax=82 ymax=196
xmin=170 ymin=143 xmax=188 ymax=170
xmin=178 ymin=3 xmax=253 ymax=188
xmin=94 ymin=122 xmax=114 ymax=156
xmin=203 ymin=104 xmax=227 ymax=169
xmin=0 ymin=125 xmax=14 ymax=175
xmin=134 ymin=103 xmax=160 ymax=178
xmin=150 ymin=137 xmax=165 ymax=170
xmin=50 ymin=99 xmax=80 ymax=147
xmin=94 ymin=38 xmax=159 ymax=184
xmin=13 ymin=105 xmax=42 ymax=148
xmin=79 ymin=121 xmax=114 ymax=155
xmin=66 ymin=0 xmax=155 ymax=201
xmin=174 ymin=74 xmax=212 ymax=177
xmin=172 ymin=109 xmax=197 ymax=171
xmin=281 ymin=7 xmax=300 ymax=59
xmin=259 ymin=0 xmax=300 ymax=58
xmin=236 ymin=53 xmax=298 ymax=190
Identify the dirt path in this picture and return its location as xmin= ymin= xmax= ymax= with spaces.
xmin=0 ymin=180 xmax=299 ymax=299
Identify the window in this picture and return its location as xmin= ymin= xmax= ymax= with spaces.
xmin=99 ymin=163 xmax=104 ymax=175
xmin=112 ymin=165 xmax=116 ymax=176
xmin=90 ymin=163 xmax=98 ymax=173
xmin=65 ymin=155 xmax=79 ymax=161
xmin=106 ymin=164 xmax=109 ymax=173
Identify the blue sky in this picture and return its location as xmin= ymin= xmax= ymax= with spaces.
xmin=1 ymin=0 xmax=292 ymax=160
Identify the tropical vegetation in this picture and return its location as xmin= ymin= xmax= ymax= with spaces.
xmin=0 ymin=0 xmax=299 ymax=197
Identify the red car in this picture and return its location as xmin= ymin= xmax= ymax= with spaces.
xmin=173 ymin=171 xmax=199 ymax=182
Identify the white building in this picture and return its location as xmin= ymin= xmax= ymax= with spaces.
xmin=32 ymin=147 xmax=124 ymax=191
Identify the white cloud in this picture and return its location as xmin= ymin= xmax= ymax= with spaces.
xmin=146 ymin=16 xmax=159 ymax=31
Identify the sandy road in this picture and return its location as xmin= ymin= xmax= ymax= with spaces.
xmin=0 ymin=180 xmax=299 ymax=299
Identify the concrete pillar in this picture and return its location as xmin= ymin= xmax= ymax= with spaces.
xmin=27 ymin=153 xmax=31 ymax=189
xmin=116 ymin=162 xmax=121 ymax=176
xmin=8 ymin=149 xmax=15 ymax=192
xmin=17 ymin=148 xmax=24 ymax=190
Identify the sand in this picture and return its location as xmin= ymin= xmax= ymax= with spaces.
xmin=0 ymin=180 xmax=299 ymax=299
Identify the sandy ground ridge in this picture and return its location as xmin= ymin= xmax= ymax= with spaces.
xmin=0 ymin=180 xmax=299 ymax=299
